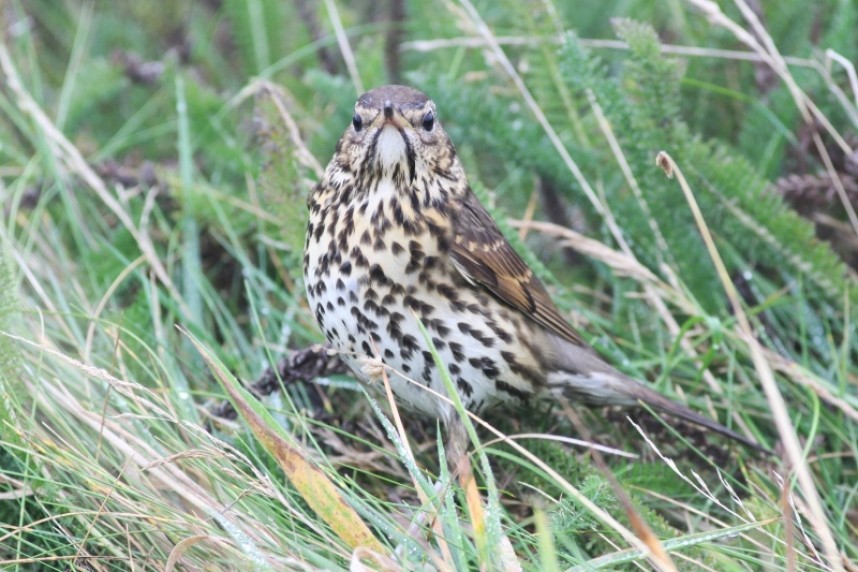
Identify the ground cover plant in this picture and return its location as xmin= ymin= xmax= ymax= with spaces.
xmin=1 ymin=1 xmax=856 ymax=569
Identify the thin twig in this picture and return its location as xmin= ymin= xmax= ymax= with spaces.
xmin=385 ymin=0 xmax=406 ymax=83
xmin=323 ymin=0 xmax=364 ymax=94
xmin=401 ymin=36 xmax=816 ymax=67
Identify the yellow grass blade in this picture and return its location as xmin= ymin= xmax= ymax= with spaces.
xmin=185 ymin=332 xmax=388 ymax=557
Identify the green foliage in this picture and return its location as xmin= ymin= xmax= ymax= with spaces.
xmin=255 ymin=91 xmax=312 ymax=276
xmin=1 ymin=0 xmax=857 ymax=569
xmin=223 ymin=0 xmax=287 ymax=74
xmin=551 ymin=474 xmax=616 ymax=537
xmin=0 ymin=260 xmax=21 ymax=442
xmin=560 ymin=24 xmax=858 ymax=321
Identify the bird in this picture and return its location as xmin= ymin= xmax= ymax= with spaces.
xmin=303 ymin=84 xmax=764 ymax=454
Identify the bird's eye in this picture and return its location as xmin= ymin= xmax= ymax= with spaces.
xmin=422 ymin=111 xmax=435 ymax=131
xmin=352 ymin=113 xmax=363 ymax=131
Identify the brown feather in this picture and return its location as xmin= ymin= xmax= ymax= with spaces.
xmin=450 ymin=189 xmax=586 ymax=348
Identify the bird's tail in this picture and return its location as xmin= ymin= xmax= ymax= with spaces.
xmin=616 ymin=375 xmax=770 ymax=454
xmin=551 ymin=367 xmax=769 ymax=454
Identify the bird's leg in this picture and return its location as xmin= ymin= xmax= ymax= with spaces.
xmin=444 ymin=416 xmax=471 ymax=481
xmin=445 ymin=416 xmax=489 ymax=543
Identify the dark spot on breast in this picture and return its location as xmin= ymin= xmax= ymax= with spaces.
xmin=458 ymin=322 xmax=494 ymax=347
xmin=466 ymin=303 xmax=489 ymax=317
xmin=343 ymin=209 xmax=355 ymax=237
xmin=350 ymin=306 xmax=378 ymax=331
xmin=427 ymin=219 xmax=445 ymax=237
xmin=438 ymin=283 xmax=458 ymax=302
xmin=501 ymin=350 xmax=543 ymax=387
xmin=429 ymin=319 xmax=450 ymax=337
xmin=449 ymin=342 xmax=464 ymax=362
xmin=483 ymin=363 xmax=500 ymax=379
xmin=400 ymin=334 xmax=419 ymax=359
xmin=353 ymin=249 xmax=368 ymax=267
xmin=456 ymin=378 xmax=474 ymax=398
xmin=408 ymin=240 xmax=424 ymax=259
xmin=387 ymin=312 xmax=405 ymax=341
xmin=403 ymin=295 xmax=433 ymax=315
xmin=487 ymin=320 xmax=512 ymax=343
xmin=402 ymin=219 xmax=419 ymax=235
xmin=496 ymin=380 xmax=530 ymax=401
xmin=369 ymin=264 xmax=389 ymax=286
xmin=316 ymin=254 xmax=329 ymax=277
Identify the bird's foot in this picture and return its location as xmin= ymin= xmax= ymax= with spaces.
xmin=357 ymin=354 xmax=386 ymax=384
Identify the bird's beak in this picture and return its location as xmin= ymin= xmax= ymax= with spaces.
xmin=374 ymin=99 xmax=410 ymax=129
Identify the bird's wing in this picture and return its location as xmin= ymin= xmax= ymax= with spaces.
xmin=448 ymin=191 xmax=769 ymax=453
xmin=449 ymin=190 xmax=587 ymax=348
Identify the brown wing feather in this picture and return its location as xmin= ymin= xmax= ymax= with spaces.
xmin=449 ymin=192 xmax=770 ymax=453
xmin=450 ymin=190 xmax=586 ymax=348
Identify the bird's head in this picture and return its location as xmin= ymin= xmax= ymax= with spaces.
xmin=334 ymin=85 xmax=460 ymax=190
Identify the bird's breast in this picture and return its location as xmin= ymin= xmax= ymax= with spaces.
xmin=304 ymin=181 xmax=543 ymax=418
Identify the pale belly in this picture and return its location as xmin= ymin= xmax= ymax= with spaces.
xmin=304 ymin=208 xmax=538 ymax=420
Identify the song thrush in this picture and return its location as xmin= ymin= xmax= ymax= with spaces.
xmin=304 ymin=85 xmax=762 ymax=451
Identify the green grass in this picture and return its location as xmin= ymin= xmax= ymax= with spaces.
xmin=1 ymin=1 xmax=857 ymax=570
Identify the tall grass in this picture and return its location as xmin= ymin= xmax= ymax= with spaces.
xmin=1 ymin=1 xmax=855 ymax=570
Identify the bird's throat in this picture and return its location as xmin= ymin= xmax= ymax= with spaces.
xmin=376 ymin=126 xmax=407 ymax=172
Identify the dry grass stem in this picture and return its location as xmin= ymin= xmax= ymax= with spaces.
xmin=656 ymin=150 xmax=843 ymax=572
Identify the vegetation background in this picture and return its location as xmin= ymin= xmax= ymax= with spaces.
xmin=0 ymin=0 xmax=856 ymax=569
